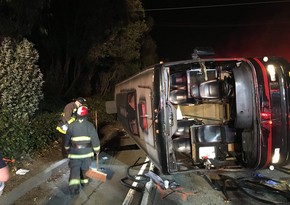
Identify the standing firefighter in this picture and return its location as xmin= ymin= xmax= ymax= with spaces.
xmin=64 ymin=105 xmax=100 ymax=195
xmin=56 ymin=97 xmax=87 ymax=157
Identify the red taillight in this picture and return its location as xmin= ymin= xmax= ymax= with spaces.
xmin=141 ymin=103 xmax=147 ymax=130
xmin=261 ymin=112 xmax=271 ymax=120
xmin=261 ymin=112 xmax=272 ymax=125
xmin=138 ymin=100 xmax=148 ymax=132
xmin=263 ymin=120 xmax=273 ymax=125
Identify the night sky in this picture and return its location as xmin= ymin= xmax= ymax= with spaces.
xmin=143 ymin=0 xmax=290 ymax=61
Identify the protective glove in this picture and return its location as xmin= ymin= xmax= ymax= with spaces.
xmin=61 ymin=124 xmax=68 ymax=131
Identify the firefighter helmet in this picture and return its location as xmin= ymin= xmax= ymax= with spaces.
xmin=77 ymin=106 xmax=89 ymax=117
xmin=76 ymin=97 xmax=86 ymax=104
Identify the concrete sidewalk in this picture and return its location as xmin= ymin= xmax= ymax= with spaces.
xmin=0 ymin=158 xmax=69 ymax=205
xmin=0 ymin=146 xmax=153 ymax=205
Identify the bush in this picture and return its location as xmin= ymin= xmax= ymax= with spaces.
xmin=0 ymin=37 xmax=44 ymax=122
xmin=29 ymin=112 xmax=60 ymax=150
xmin=0 ymin=92 xmax=116 ymax=160
xmin=0 ymin=37 xmax=50 ymax=160
xmin=0 ymin=111 xmax=59 ymax=159
xmin=86 ymin=95 xmax=117 ymax=128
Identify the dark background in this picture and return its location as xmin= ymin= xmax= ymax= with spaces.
xmin=143 ymin=0 xmax=290 ymax=61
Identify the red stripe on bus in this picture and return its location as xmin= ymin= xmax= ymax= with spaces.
xmin=254 ymin=58 xmax=272 ymax=168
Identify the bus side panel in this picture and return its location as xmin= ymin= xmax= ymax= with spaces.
xmin=257 ymin=58 xmax=290 ymax=165
xmin=251 ymin=57 xmax=290 ymax=167
xmin=153 ymin=66 xmax=171 ymax=174
xmin=278 ymin=59 xmax=290 ymax=164
xmin=115 ymin=67 xmax=165 ymax=171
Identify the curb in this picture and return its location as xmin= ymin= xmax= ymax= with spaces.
xmin=140 ymin=161 xmax=156 ymax=205
xmin=140 ymin=179 xmax=154 ymax=205
xmin=0 ymin=158 xmax=69 ymax=205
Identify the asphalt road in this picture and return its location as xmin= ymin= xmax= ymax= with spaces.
xmin=7 ymin=133 xmax=290 ymax=205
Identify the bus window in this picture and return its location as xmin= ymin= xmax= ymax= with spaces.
xmin=116 ymin=91 xmax=139 ymax=136
xmin=128 ymin=93 xmax=139 ymax=136
xmin=138 ymin=98 xmax=148 ymax=132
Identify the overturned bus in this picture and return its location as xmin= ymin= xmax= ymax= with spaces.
xmin=109 ymin=49 xmax=290 ymax=174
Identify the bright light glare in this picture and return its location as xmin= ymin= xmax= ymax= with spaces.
xmin=263 ymin=56 xmax=269 ymax=62
xmin=267 ymin=64 xmax=276 ymax=81
xmin=176 ymin=105 xmax=183 ymax=120
xmin=272 ymin=148 xmax=280 ymax=164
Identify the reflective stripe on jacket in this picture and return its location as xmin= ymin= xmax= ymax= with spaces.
xmin=64 ymin=118 xmax=100 ymax=159
xmin=56 ymin=117 xmax=76 ymax=134
xmin=56 ymin=102 xmax=78 ymax=134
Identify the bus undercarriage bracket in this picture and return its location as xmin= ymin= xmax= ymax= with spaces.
xmin=203 ymin=173 xmax=290 ymax=204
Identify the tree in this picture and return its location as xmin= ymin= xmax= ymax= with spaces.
xmin=33 ymin=0 xmax=156 ymax=99
xmin=87 ymin=0 xmax=150 ymax=96
xmin=0 ymin=37 xmax=44 ymax=122
xmin=0 ymin=0 xmax=45 ymax=37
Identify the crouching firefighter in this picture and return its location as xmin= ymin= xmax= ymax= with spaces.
xmin=64 ymin=105 xmax=100 ymax=195
xmin=56 ymin=97 xmax=86 ymax=157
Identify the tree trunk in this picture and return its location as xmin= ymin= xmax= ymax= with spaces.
xmin=61 ymin=56 xmax=71 ymax=95
xmin=63 ymin=59 xmax=82 ymax=98
xmin=99 ymin=69 xmax=117 ymax=97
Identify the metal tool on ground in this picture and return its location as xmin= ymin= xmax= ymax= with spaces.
xmin=86 ymin=154 xmax=107 ymax=182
